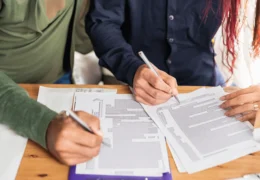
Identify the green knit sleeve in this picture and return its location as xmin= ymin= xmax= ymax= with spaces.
xmin=0 ymin=71 xmax=57 ymax=149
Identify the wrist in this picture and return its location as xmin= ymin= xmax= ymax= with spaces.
xmin=126 ymin=61 xmax=145 ymax=87
xmin=46 ymin=111 xmax=67 ymax=150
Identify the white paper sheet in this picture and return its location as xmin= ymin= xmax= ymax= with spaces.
xmin=0 ymin=125 xmax=27 ymax=180
xmin=73 ymin=93 xmax=170 ymax=177
xmin=167 ymin=140 xmax=186 ymax=173
xmin=142 ymin=87 xmax=260 ymax=174
xmin=37 ymin=86 xmax=117 ymax=113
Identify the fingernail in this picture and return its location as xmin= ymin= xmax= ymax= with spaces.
xmin=236 ymin=117 xmax=243 ymax=121
xmin=220 ymin=96 xmax=225 ymax=101
xmin=95 ymin=130 xmax=103 ymax=137
xmin=171 ymin=89 xmax=178 ymax=95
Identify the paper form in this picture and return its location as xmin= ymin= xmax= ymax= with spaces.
xmin=0 ymin=125 xmax=27 ymax=180
xmin=73 ymin=93 xmax=170 ymax=177
xmin=167 ymin=141 xmax=186 ymax=173
xmin=142 ymin=87 xmax=260 ymax=174
xmin=37 ymin=86 xmax=117 ymax=113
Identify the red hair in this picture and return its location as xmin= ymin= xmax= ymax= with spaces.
xmin=253 ymin=0 xmax=260 ymax=57
xmin=205 ymin=0 xmax=260 ymax=75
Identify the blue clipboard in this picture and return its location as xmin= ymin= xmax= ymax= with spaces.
xmin=69 ymin=166 xmax=172 ymax=180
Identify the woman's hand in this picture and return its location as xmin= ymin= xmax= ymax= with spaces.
xmin=220 ymin=85 xmax=260 ymax=121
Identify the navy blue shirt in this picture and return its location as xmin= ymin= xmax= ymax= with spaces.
xmin=86 ymin=0 xmax=222 ymax=86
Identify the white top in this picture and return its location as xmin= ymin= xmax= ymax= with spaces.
xmin=214 ymin=0 xmax=260 ymax=88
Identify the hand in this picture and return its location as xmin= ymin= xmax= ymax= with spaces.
xmin=133 ymin=64 xmax=178 ymax=105
xmin=220 ymin=85 xmax=260 ymax=121
xmin=46 ymin=111 xmax=103 ymax=165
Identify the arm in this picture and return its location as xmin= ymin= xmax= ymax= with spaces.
xmin=0 ymin=72 xmax=103 ymax=165
xmin=85 ymin=0 xmax=144 ymax=86
xmin=0 ymin=71 xmax=57 ymax=148
xmin=86 ymin=0 xmax=178 ymax=105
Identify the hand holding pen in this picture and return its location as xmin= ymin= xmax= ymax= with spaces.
xmin=46 ymin=110 xmax=105 ymax=166
xmin=132 ymin=51 xmax=180 ymax=106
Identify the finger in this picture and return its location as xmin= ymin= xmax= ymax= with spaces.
xmin=66 ymin=126 xmax=103 ymax=148
xmin=59 ymin=152 xmax=88 ymax=159
xmin=134 ymin=77 xmax=171 ymax=101
xmin=143 ymin=70 xmax=172 ymax=94
xmin=61 ymin=156 xmax=93 ymax=166
xmin=220 ymin=87 xmax=255 ymax=101
xmin=225 ymin=104 xmax=257 ymax=117
xmin=53 ymin=136 xmax=101 ymax=158
xmin=60 ymin=144 xmax=101 ymax=159
xmin=159 ymin=71 xmax=178 ymax=95
xmin=76 ymin=111 xmax=103 ymax=137
xmin=134 ymin=88 xmax=167 ymax=105
xmin=161 ymin=73 xmax=178 ymax=96
xmin=237 ymin=111 xmax=257 ymax=122
xmin=135 ymin=95 xmax=152 ymax=106
xmin=224 ymin=86 xmax=241 ymax=94
xmin=220 ymin=94 xmax=259 ymax=108
xmin=142 ymin=81 xmax=172 ymax=100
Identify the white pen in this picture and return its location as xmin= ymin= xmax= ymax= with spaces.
xmin=138 ymin=51 xmax=181 ymax=104
xmin=65 ymin=110 xmax=111 ymax=147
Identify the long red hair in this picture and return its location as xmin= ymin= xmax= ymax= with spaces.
xmin=205 ymin=0 xmax=260 ymax=74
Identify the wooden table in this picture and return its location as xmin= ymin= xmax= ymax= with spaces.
xmin=16 ymin=84 xmax=260 ymax=180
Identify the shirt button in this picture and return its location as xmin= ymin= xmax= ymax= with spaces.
xmin=168 ymin=38 xmax=174 ymax=43
xmin=169 ymin=15 xmax=175 ymax=20
xmin=167 ymin=59 xmax=172 ymax=64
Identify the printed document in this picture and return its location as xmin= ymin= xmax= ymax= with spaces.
xmin=73 ymin=93 xmax=170 ymax=177
xmin=37 ymin=86 xmax=117 ymax=113
xmin=142 ymin=87 xmax=260 ymax=173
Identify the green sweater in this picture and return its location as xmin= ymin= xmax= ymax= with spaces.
xmin=0 ymin=0 xmax=92 ymax=148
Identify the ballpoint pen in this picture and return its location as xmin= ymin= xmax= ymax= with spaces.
xmin=138 ymin=51 xmax=181 ymax=104
xmin=65 ymin=110 xmax=111 ymax=147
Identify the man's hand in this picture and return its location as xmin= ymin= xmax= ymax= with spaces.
xmin=220 ymin=85 xmax=260 ymax=122
xmin=133 ymin=64 xmax=178 ymax=105
xmin=46 ymin=111 xmax=103 ymax=166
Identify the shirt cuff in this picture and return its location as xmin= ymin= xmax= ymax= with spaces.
xmin=35 ymin=105 xmax=58 ymax=149
xmin=125 ymin=60 xmax=145 ymax=87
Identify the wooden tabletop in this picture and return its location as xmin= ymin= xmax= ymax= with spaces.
xmin=16 ymin=84 xmax=260 ymax=180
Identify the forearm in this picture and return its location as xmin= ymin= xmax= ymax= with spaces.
xmin=0 ymin=72 xmax=57 ymax=148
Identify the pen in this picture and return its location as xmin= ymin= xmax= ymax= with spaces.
xmin=138 ymin=51 xmax=181 ymax=104
xmin=65 ymin=110 xmax=111 ymax=147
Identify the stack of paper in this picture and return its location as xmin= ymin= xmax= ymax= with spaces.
xmin=73 ymin=93 xmax=170 ymax=177
xmin=141 ymin=87 xmax=260 ymax=173
xmin=37 ymin=86 xmax=260 ymax=175
xmin=37 ymin=87 xmax=171 ymax=179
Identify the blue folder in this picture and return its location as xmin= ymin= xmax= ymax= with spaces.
xmin=69 ymin=166 xmax=172 ymax=180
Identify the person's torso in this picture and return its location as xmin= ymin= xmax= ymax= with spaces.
xmin=0 ymin=0 xmax=90 ymax=83
xmin=123 ymin=0 xmax=222 ymax=86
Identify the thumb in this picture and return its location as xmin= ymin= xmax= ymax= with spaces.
xmin=77 ymin=111 xmax=103 ymax=137
xmin=90 ymin=125 xmax=103 ymax=137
